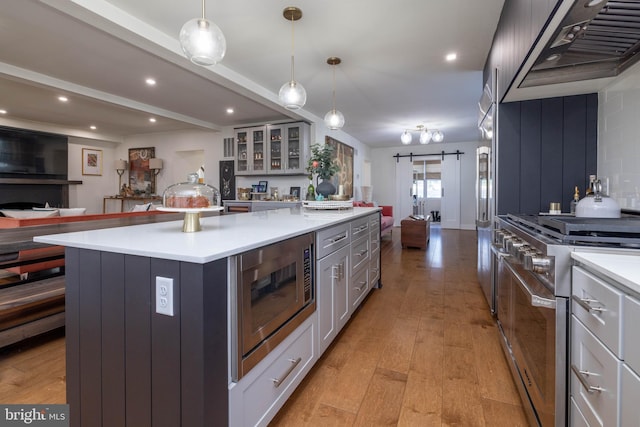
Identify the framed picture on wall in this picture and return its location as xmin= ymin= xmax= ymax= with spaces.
xmin=82 ymin=148 xmax=103 ymax=176
xmin=325 ymin=136 xmax=354 ymax=197
xmin=129 ymin=147 xmax=155 ymax=194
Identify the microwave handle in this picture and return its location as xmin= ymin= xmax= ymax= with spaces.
xmin=505 ymin=261 xmax=556 ymax=309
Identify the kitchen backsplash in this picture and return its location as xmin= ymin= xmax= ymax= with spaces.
xmin=599 ymin=62 xmax=640 ymax=211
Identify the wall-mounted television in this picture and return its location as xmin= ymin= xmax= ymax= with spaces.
xmin=0 ymin=126 xmax=68 ymax=179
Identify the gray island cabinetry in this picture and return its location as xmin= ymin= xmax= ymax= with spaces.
xmin=35 ymin=207 xmax=380 ymax=427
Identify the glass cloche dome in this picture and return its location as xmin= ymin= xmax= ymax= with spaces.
xmin=163 ymin=173 xmax=220 ymax=209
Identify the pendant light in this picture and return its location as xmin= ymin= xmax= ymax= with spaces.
xmin=324 ymin=57 xmax=345 ymax=130
xmin=278 ymin=7 xmax=306 ymax=110
xmin=432 ymin=130 xmax=444 ymax=143
xmin=179 ymin=0 xmax=226 ymax=66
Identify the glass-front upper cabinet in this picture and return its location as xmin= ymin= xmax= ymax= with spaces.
xmin=236 ymin=122 xmax=309 ymax=175
xmin=235 ymin=126 xmax=266 ymax=175
xmin=284 ymin=123 xmax=304 ymax=174
xmin=235 ymin=129 xmax=249 ymax=174
xmin=268 ymin=126 xmax=283 ymax=173
xmin=252 ymin=128 xmax=265 ymax=173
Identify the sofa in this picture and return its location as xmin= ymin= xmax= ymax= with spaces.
xmin=353 ymin=202 xmax=394 ymax=237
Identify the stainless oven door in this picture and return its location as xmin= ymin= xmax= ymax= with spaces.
xmin=239 ymin=239 xmax=309 ymax=356
xmin=503 ymin=259 xmax=567 ymax=427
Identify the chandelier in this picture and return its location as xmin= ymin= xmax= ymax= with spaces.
xmin=400 ymin=125 xmax=444 ymax=145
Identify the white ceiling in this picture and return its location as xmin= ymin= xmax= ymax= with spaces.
xmin=0 ymin=0 xmax=505 ymax=147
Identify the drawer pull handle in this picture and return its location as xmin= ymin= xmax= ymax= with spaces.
xmin=572 ymin=295 xmax=605 ymax=313
xmin=331 ymin=265 xmax=340 ymax=280
xmin=354 ymin=281 xmax=367 ymax=291
xmin=571 ymin=364 xmax=605 ymax=394
xmin=272 ymin=357 xmax=302 ymax=388
xmin=356 ymin=249 xmax=368 ymax=257
xmin=329 ymin=234 xmax=347 ymax=244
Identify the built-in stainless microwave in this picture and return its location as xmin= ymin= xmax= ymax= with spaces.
xmin=233 ymin=232 xmax=315 ymax=380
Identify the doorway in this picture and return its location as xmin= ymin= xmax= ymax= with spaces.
xmin=396 ymin=155 xmax=460 ymax=229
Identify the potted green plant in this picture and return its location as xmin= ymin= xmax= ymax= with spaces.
xmin=307 ymin=143 xmax=340 ymax=197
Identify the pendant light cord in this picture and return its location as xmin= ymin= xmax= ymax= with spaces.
xmin=332 ymin=64 xmax=337 ymax=110
xmin=201 ymin=0 xmax=206 ymax=19
xmin=290 ymin=14 xmax=295 ymax=82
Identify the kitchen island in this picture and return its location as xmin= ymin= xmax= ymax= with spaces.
xmin=34 ymin=206 xmax=380 ymax=427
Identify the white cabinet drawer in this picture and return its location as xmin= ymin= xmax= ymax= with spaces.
xmin=624 ymin=295 xmax=640 ymax=375
xmin=351 ymin=216 xmax=370 ymax=241
xmin=572 ymin=266 xmax=624 ymax=357
xmin=570 ymin=397 xmax=590 ymax=427
xmin=350 ymin=265 xmax=369 ymax=310
xmin=351 ymin=235 xmax=370 ymax=274
xmin=621 ymin=364 xmax=640 ymax=427
xmin=230 ymin=316 xmax=316 ymax=427
xmin=316 ymin=223 xmax=350 ymax=259
xmin=571 ymin=315 xmax=621 ymax=427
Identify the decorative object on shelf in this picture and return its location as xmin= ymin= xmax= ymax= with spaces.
xmin=326 ymin=136 xmax=354 ymax=198
xmin=82 ymin=148 xmax=102 ymax=176
xmin=129 ymin=147 xmax=155 ymax=195
xmin=278 ymin=7 xmax=306 ymax=110
xmin=159 ymin=173 xmax=222 ymax=232
xmin=115 ymin=159 xmax=127 ymax=193
xmin=306 ymin=175 xmax=315 ymax=200
xmin=179 ymin=0 xmax=226 ymax=66
xmin=307 ymin=143 xmax=340 ymax=197
xmin=290 ymin=186 xmax=300 ymax=199
xmin=219 ymin=160 xmax=235 ymax=200
xmin=400 ymin=125 xmax=444 ymax=145
xmin=149 ymin=158 xmax=163 ymax=195
xmin=258 ymin=180 xmax=268 ymax=193
xmin=324 ymin=57 xmax=345 ymax=130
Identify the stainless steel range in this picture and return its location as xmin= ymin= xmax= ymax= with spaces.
xmin=492 ymin=213 xmax=640 ymax=427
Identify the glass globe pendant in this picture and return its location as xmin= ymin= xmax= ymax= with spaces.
xmin=179 ymin=0 xmax=226 ymax=66
xmin=401 ymin=130 xmax=412 ymax=145
xmin=432 ymin=130 xmax=444 ymax=143
xmin=279 ymin=80 xmax=307 ymax=110
xmin=324 ymin=57 xmax=345 ymax=130
xmin=324 ymin=109 xmax=345 ymax=130
xmin=278 ymin=7 xmax=306 ymax=110
xmin=419 ymin=128 xmax=432 ymax=144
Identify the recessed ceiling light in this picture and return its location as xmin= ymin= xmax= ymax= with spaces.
xmin=0 ymin=109 xmax=6 ymax=115
xmin=90 ymin=125 xmax=97 ymax=130
xmin=149 ymin=117 xmax=157 ymax=123
xmin=145 ymin=78 xmax=156 ymax=86
xmin=445 ymin=52 xmax=457 ymax=62
xmin=226 ymin=108 xmax=234 ymax=114
xmin=58 ymin=96 xmax=68 ymax=102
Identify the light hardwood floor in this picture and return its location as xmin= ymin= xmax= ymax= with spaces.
xmin=0 ymin=227 xmax=528 ymax=426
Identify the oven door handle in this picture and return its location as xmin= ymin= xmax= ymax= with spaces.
xmin=505 ymin=261 xmax=556 ymax=309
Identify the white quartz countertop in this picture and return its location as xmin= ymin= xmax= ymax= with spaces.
xmin=34 ymin=207 xmax=379 ymax=264
xmin=571 ymin=251 xmax=640 ymax=295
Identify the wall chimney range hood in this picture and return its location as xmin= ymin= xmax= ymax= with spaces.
xmin=521 ymin=0 xmax=640 ymax=88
